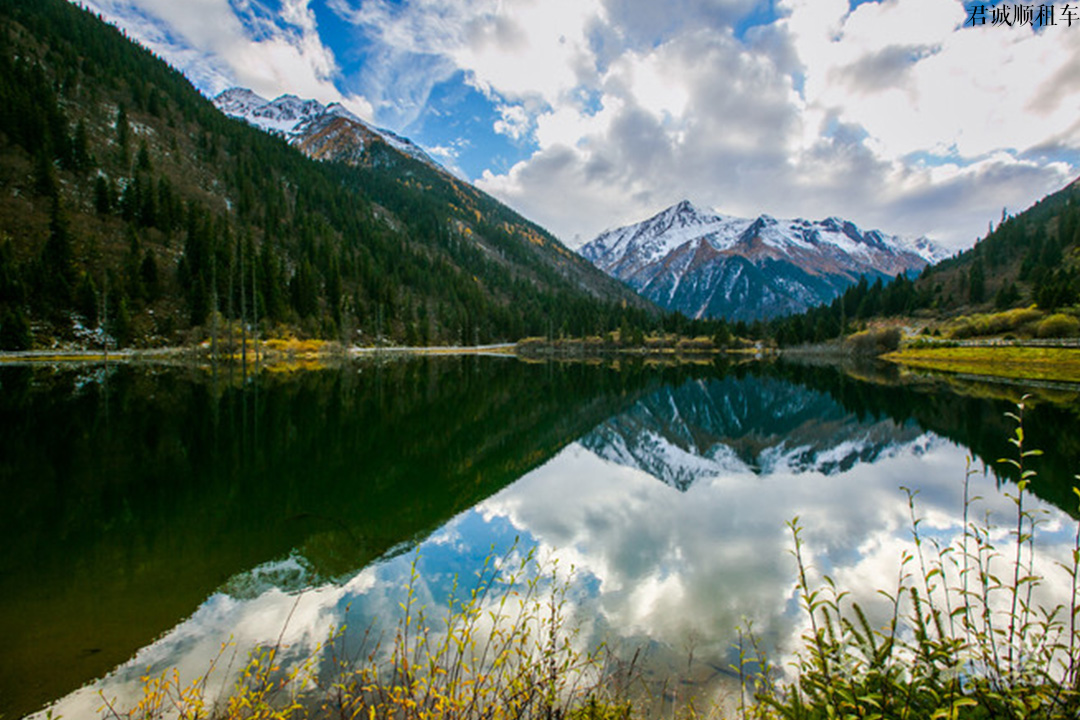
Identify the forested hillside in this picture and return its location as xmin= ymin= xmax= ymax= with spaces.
xmin=765 ymin=176 xmax=1080 ymax=346
xmin=921 ymin=177 xmax=1080 ymax=312
xmin=0 ymin=0 xmax=652 ymax=351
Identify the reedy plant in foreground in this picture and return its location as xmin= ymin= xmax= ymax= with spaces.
xmin=99 ymin=545 xmax=613 ymax=720
xmin=319 ymin=545 xmax=608 ymax=720
xmin=744 ymin=397 xmax=1080 ymax=720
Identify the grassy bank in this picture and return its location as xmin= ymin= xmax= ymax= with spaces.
xmin=884 ymin=345 xmax=1080 ymax=383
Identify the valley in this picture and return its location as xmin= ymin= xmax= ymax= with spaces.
xmin=2 ymin=2 xmax=1080 ymax=719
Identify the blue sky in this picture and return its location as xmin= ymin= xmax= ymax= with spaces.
xmin=77 ymin=0 xmax=1080 ymax=250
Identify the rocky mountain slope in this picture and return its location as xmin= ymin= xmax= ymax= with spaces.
xmin=580 ymin=200 xmax=947 ymax=321
xmin=213 ymin=88 xmax=440 ymax=169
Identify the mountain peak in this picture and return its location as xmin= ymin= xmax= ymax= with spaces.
xmin=579 ymin=207 xmax=946 ymax=320
xmin=212 ymin=86 xmax=442 ymax=171
xmin=213 ymin=87 xmax=270 ymax=113
xmin=324 ymin=102 xmax=362 ymax=123
xmin=672 ymin=199 xmax=697 ymax=215
xmin=668 ymin=199 xmax=716 ymax=219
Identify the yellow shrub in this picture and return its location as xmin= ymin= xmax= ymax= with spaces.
xmin=1036 ymin=313 xmax=1080 ymax=338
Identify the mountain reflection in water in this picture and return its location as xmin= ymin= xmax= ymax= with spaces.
xmin=12 ymin=359 xmax=1080 ymax=719
xmin=580 ymin=374 xmax=928 ymax=490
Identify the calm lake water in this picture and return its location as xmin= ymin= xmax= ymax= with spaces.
xmin=3 ymin=356 xmax=1079 ymax=718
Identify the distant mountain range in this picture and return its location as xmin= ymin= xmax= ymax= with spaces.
xmin=213 ymin=88 xmax=442 ymax=170
xmin=580 ymin=200 xmax=948 ymax=321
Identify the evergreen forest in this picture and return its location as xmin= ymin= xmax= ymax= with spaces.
xmin=0 ymin=0 xmax=655 ymax=351
xmin=765 ymin=178 xmax=1080 ymax=347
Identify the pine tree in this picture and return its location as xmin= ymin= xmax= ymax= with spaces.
xmin=75 ymin=271 xmax=98 ymax=325
xmin=42 ymin=196 xmax=76 ymax=304
xmin=94 ymin=175 xmax=112 ymax=214
xmin=0 ymin=306 xmax=32 ymax=350
xmin=115 ymin=104 xmax=130 ymax=160
xmin=71 ymin=119 xmax=91 ymax=171
xmin=969 ymin=258 xmax=986 ymax=303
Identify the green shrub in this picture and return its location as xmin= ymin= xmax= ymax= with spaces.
xmin=949 ymin=306 xmax=1045 ymax=339
xmin=846 ymin=327 xmax=902 ymax=355
xmin=1036 ymin=313 xmax=1080 ymax=338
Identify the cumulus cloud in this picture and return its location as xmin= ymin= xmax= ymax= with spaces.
xmin=474 ymin=0 xmax=1079 ymax=249
xmin=327 ymin=0 xmax=605 ymax=128
xmin=477 ymin=24 xmax=812 ymax=243
xmin=82 ymin=0 xmax=375 ymax=120
xmin=493 ymin=103 xmax=532 ymax=140
xmin=82 ymin=0 xmax=1080 ymax=251
xmin=787 ymin=0 xmax=1080 ymax=162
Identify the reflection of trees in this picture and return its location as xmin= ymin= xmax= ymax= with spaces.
xmin=3 ymin=356 xmax=1077 ymax=717
xmin=0 ymin=359 xmax=652 ymax=718
xmin=763 ymin=360 xmax=1080 ymax=515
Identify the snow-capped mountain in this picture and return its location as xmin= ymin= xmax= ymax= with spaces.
xmin=580 ymin=200 xmax=949 ymax=320
xmin=579 ymin=375 xmax=935 ymax=492
xmin=212 ymin=87 xmax=441 ymax=170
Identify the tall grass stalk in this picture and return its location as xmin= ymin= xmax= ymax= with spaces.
xmin=101 ymin=544 xmax=614 ymax=720
xmin=746 ymin=398 xmax=1080 ymax=719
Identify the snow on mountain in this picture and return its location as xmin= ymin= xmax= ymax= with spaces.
xmin=580 ymin=201 xmax=947 ymax=320
xmin=578 ymin=375 xmax=936 ymax=492
xmin=212 ymin=87 xmax=269 ymax=117
xmin=891 ymin=233 xmax=953 ymax=264
xmin=212 ymin=87 xmax=441 ymax=170
xmin=581 ymin=200 xmax=747 ymax=272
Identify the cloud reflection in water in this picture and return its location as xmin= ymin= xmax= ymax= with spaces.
xmin=38 ymin=380 xmax=1079 ymax=717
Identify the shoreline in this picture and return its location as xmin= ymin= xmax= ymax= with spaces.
xmin=883 ymin=344 xmax=1080 ymax=384
xmin=0 ymin=342 xmax=520 ymax=364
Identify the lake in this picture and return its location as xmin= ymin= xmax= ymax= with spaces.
xmin=3 ymin=356 xmax=1079 ymax=718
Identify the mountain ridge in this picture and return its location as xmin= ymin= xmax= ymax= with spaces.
xmin=581 ymin=200 xmax=947 ymax=321
xmin=0 ymin=0 xmax=653 ymax=351
xmin=212 ymin=87 xmax=442 ymax=170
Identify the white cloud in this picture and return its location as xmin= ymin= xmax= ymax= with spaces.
xmin=328 ymin=0 xmax=606 ymax=129
xmin=80 ymin=0 xmax=1080 ymax=252
xmin=786 ymin=0 xmax=1080 ymax=162
xmin=451 ymin=0 xmax=602 ymax=105
xmin=477 ymin=25 xmax=811 ymax=244
xmin=493 ymin=103 xmax=532 ymax=140
xmin=477 ymin=0 xmax=1079 ymax=249
xmin=82 ymin=0 xmax=375 ymax=120
xmin=605 ymin=44 xmax=692 ymax=122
